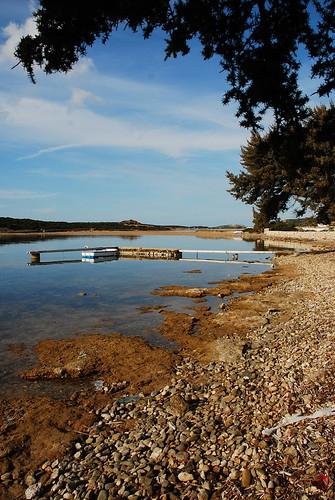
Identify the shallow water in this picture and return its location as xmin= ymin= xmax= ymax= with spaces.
xmin=0 ymin=234 xmax=271 ymax=395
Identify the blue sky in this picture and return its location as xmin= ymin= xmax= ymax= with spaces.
xmin=0 ymin=1 xmax=330 ymax=225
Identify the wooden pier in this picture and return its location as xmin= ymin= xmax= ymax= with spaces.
xmin=27 ymin=246 xmax=277 ymax=265
xmin=118 ymin=247 xmax=181 ymax=260
xmin=28 ymin=246 xmax=182 ymax=264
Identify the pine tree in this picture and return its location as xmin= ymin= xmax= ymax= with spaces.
xmin=227 ymin=105 xmax=335 ymax=228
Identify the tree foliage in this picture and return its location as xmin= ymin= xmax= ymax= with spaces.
xmin=227 ymin=104 xmax=335 ymax=227
xmin=15 ymin=0 xmax=335 ymax=129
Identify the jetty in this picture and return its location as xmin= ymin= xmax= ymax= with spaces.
xmin=27 ymin=246 xmax=277 ymax=265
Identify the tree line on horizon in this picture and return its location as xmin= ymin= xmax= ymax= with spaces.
xmin=14 ymin=0 xmax=335 ymax=229
xmin=0 ymin=217 xmax=247 ymax=232
xmin=0 ymin=218 xmax=172 ymax=232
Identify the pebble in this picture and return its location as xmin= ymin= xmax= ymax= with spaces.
xmin=97 ymin=491 xmax=108 ymax=500
xmin=25 ymin=484 xmax=40 ymax=499
xmin=150 ymin=447 xmax=163 ymax=460
xmin=50 ymin=469 xmax=59 ymax=480
xmin=241 ymin=468 xmax=251 ymax=488
xmin=177 ymin=472 xmax=194 ymax=482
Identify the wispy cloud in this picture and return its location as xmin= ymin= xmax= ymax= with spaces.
xmin=1 ymin=94 xmax=245 ymax=159
xmin=18 ymin=144 xmax=82 ymax=161
xmin=0 ymin=189 xmax=57 ymax=200
xmin=70 ymin=87 xmax=103 ymax=107
xmin=0 ymin=14 xmax=246 ymax=160
xmin=79 ymin=71 xmax=243 ymax=131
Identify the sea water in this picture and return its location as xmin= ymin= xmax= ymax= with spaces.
xmin=0 ymin=234 xmax=271 ymax=395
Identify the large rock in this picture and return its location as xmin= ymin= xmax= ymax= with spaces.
xmin=165 ymin=394 xmax=189 ymax=417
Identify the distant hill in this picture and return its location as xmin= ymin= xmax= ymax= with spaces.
xmin=0 ymin=217 xmax=186 ymax=232
xmin=0 ymin=217 xmax=249 ymax=233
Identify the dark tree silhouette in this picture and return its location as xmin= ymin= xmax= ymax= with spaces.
xmin=15 ymin=0 xmax=335 ymax=130
xmin=227 ymin=105 xmax=335 ymax=227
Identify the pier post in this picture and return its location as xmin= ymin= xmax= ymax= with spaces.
xmin=30 ymin=252 xmax=40 ymax=264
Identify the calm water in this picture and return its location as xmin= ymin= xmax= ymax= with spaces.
xmin=0 ymin=234 xmax=271 ymax=396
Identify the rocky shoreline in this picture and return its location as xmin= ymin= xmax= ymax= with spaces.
xmin=1 ymin=250 xmax=335 ymax=499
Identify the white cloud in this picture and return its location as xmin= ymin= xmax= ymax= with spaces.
xmin=70 ymin=87 xmax=102 ymax=107
xmin=1 ymin=94 xmax=245 ymax=159
xmin=0 ymin=17 xmax=37 ymax=65
xmin=84 ymin=72 xmax=244 ymax=132
xmin=0 ymin=15 xmax=247 ymax=160
xmin=0 ymin=189 xmax=57 ymax=200
xmin=65 ymin=57 xmax=95 ymax=77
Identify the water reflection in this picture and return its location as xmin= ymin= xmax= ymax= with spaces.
xmin=0 ymin=233 xmax=141 ymax=245
xmin=0 ymin=234 xmax=275 ymax=396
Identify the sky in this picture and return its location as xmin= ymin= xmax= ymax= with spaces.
xmin=0 ymin=1 xmax=330 ymax=226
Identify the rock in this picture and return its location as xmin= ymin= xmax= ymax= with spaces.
xmin=228 ymin=469 xmax=239 ymax=480
xmin=25 ymin=484 xmax=41 ymax=499
xmin=25 ymin=474 xmax=36 ymax=486
xmin=50 ymin=468 xmax=59 ymax=480
xmin=97 ymin=491 xmax=108 ymax=500
xmin=285 ymin=446 xmax=297 ymax=458
xmin=0 ymin=458 xmax=11 ymax=475
xmin=178 ymin=472 xmax=194 ymax=482
xmin=198 ymin=489 xmax=209 ymax=500
xmin=1 ymin=472 xmax=11 ymax=481
xmin=241 ymin=469 xmax=251 ymax=488
xmin=166 ymin=394 xmax=189 ymax=417
xmin=175 ymin=451 xmax=189 ymax=463
xmin=150 ymin=447 xmax=163 ymax=460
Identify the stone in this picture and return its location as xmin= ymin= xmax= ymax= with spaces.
xmin=150 ymin=447 xmax=163 ymax=460
xmin=50 ymin=468 xmax=59 ymax=480
xmin=178 ymin=472 xmax=194 ymax=482
xmin=0 ymin=458 xmax=11 ymax=475
xmin=1 ymin=472 xmax=11 ymax=481
xmin=175 ymin=451 xmax=189 ymax=463
xmin=166 ymin=394 xmax=189 ymax=417
xmin=241 ymin=469 xmax=251 ymax=488
xmin=228 ymin=469 xmax=239 ymax=480
xmin=25 ymin=474 xmax=36 ymax=486
xmin=285 ymin=446 xmax=297 ymax=457
xmin=97 ymin=491 xmax=108 ymax=500
xmin=198 ymin=489 xmax=209 ymax=500
xmin=25 ymin=484 xmax=41 ymax=499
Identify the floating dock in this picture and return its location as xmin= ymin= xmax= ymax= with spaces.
xmin=27 ymin=246 xmax=277 ymax=265
xmin=82 ymin=248 xmax=118 ymax=259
